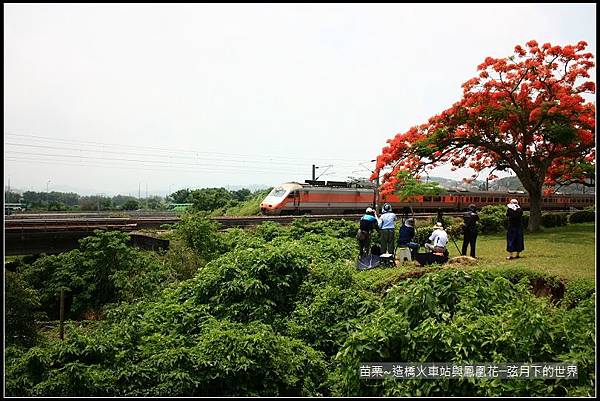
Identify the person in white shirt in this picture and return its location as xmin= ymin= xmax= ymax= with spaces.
xmin=378 ymin=203 xmax=397 ymax=255
xmin=425 ymin=222 xmax=448 ymax=254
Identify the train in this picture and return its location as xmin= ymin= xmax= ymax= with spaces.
xmin=259 ymin=180 xmax=595 ymax=215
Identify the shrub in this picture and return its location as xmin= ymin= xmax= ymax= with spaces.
xmin=5 ymin=271 xmax=45 ymax=346
xmin=560 ymin=278 xmax=595 ymax=309
xmin=478 ymin=205 xmax=507 ymax=234
xmin=5 ymin=317 xmax=327 ymax=397
xmin=329 ymin=269 xmax=595 ymax=397
xmin=541 ymin=213 xmax=568 ymax=228
xmin=568 ymin=208 xmax=595 ymax=224
xmin=174 ymin=212 xmax=224 ymax=261
xmin=19 ymin=231 xmax=174 ymax=320
xmin=254 ymin=221 xmax=284 ymax=241
xmin=288 ymin=218 xmax=358 ymax=240
xmin=178 ymin=243 xmax=309 ymax=325
xmin=287 ymin=285 xmax=378 ymax=357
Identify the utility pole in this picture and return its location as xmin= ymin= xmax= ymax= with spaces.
xmin=145 ymin=183 xmax=148 ymax=209
xmin=312 ymin=164 xmax=316 ymax=181
xmin=375 ymin=173 xmax=380 ymax=211
xmin=138 ymin=183 xmax=141 ymax=201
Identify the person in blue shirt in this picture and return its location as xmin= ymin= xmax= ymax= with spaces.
xmin=357 ymin=207 xmax=379 ymax=257
xmin=397 ymin=217 xmax=419 ymax=259
xmin=378 ymin=203 xmax=397 ymax=255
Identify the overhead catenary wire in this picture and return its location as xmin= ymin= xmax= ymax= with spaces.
xmin=5 ymin=142 xmax=359 ymax=168
xmin=4 ymin=157 xmax=307 ymax=176
xmin=5 ymin=132 xmax=366 ymax=164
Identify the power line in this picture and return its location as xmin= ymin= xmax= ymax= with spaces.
xmin=5 ymin=132 xmax=364 ymax=163
xmin=5 ymin=142 xmax=340 ymax=168
xmin=4 ymin=150 xmax=309 ymax=173
xmin=4 ymin=157 xmax=307 ymax=176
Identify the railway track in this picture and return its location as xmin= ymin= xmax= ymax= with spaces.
xmin=4 ymin=210 xmax=571 ymax=231
xmin=4 ymin=212 xmax=467 ymax=231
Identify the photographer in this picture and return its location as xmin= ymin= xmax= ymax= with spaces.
xmin=461 ymin=203 xmax=480 ymax=258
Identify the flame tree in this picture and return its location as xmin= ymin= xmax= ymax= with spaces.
xmin=373 ymin=40 xmax=595 ymax=231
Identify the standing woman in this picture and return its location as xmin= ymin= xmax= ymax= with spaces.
xmin=506 ymin=199 xmax=524 ymax=259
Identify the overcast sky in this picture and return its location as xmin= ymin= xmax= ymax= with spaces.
xmin=4 ymin=3 xmax=596 ymax=196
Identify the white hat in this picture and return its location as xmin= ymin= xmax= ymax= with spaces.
xmin=366 ymin=207 xmax=374 ymax=213
xmin=434 ymin=222 xmax=444 ymax=229
xmin=510 ymin=199 xmax=518 ymax=204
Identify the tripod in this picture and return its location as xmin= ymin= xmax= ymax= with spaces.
xmin=437 ymin=208 xmax=461 ymax=255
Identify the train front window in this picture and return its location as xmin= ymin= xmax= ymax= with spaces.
xmin=269 ymin=188 xmax=287 ymax=198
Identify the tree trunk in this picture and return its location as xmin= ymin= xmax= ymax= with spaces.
xmin=527 ymin=187 xmax=543 ymax=232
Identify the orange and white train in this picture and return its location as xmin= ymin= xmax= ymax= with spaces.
xmin=259 ymin=180 xmax=594 ymax=215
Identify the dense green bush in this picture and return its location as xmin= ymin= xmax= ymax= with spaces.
xmin=568 ymin=208 xmax=595 ymax=224
xmin=478 ymin=205 xmax=507 ymax=234
xmin=175 ymin=213 xmax=224 ymax=261
xmin=219 ymin=227 xmax=267 ymax=252
xmin=5 ymin=316 xmax=326 ymax=397
xmin=560 ymin=278 xmax=595 ymax=309
xmin=19 ymin=231 xmax=174 ymax=320
xmin=5 ymin=270 xmax=45 ymax=346
xmin=287 ymin=284 xmax=378 ymax=357
xmin=254 ymin=221 xmax=284 ymax=241
xmin=288 ymin=218 xmax=358 ymax=240
xmin=5 ymin=219 xmax=596 ymax=397
xmin=541 ymin=213 xmax=568 ymax=228
xmin=329 ymin=269 xmax=595 ymax=397
xmin=176 ymin=243 xmax=309 ymax=325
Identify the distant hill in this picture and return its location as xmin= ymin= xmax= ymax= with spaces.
xmin=428 ymin=176 xmax=594 ymax=194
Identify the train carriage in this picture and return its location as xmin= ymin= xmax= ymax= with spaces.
xmin=260 ymin=181 xmax=595 ymax=215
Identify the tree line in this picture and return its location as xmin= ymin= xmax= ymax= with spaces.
xmin=4 ymin=187 xmax=269 ymax=213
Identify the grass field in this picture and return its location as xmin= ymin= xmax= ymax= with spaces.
xmin=354 ymin=222 xmax=596 ymax=285
xmin=470 ymin=222 xmax=595 ymax=281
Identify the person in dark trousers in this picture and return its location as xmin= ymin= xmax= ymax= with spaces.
xmin=397 ymin=217 xmax=419 ymax=259
xmin=461 ymin=203 xmax=480 ymax=258
xmin=357 ymin=207 xmax=379 ymax=257
xmin=506 ymin=198 xmax=524 ymax=259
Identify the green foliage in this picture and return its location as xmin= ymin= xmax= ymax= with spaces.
xmin=560 ymin=278 xmax=595 ymax=309
xmin=540 ymin=213 xmax=568 ymax=228
xmin=190 ymin=187 xmax=233 ymax=212
xmin=160 ymin=238 xmax=205 ymax=281
xmin=223 ymin=188 xmax=271 ymax=216
xmin=5 ymin=316 xmax=326 ymax=397
xmin=254 ymin=221 xmax=284 ymax=241
xmin=478 ymin=205 xmax=507 ymax=234
xmin=568 ymin=208 xmax=595 ymax=224
xmin=5 ymin=218 xmax=596 ymax=397
xmin=5 ymin=190 xmax=22 ymax=203
xmin=287 ymin=285 xmax=378 ymax=357
xmin=288 ymin=218 xmax=358 ymax=240
xmin=329 ymin=269 xmax=595 ymax=396
xmin=22 ymin=190 xmax=80 ymax=209
xmin=169 ymin=188 xmax=193 ymax=203
xmin=174 ymin=212 xmax=224 ymax=261
xmin=121 ymin=199 xmax=140 ymax=210
xmin=394 ymin=171 xmax=446 ymax=201
xmin=19 ymin=230 xmax=173 ymax=320
xmin=179 ymin=243 xmax=309 ymax=325
xmin=5 ymin=270 xmax=45 ymax=346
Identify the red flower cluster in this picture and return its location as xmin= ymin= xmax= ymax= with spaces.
xmin=373 ymin=40 xmax=595 ymax=198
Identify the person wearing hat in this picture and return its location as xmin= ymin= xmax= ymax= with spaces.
xmin=506 ymin=198 xmax=524 ymax=259
xmin=425 ymin=222 xmax=448 ymax=254
xmin=378 ymin=203 xmax=397 ymax=255
xmin=397 ymin=217 xmax=419 ymax=259
xmin=461 ymin=203 xmax=480 ymax=258
xmin=357 ymin=207 xmax=379 ymax=257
